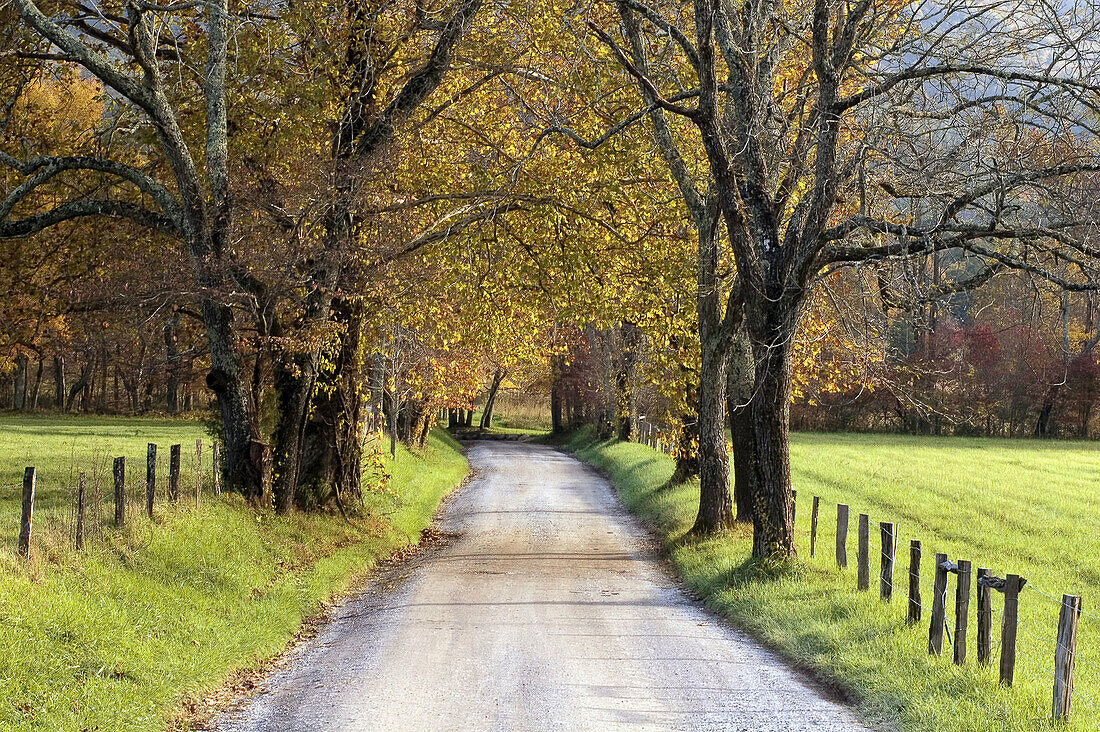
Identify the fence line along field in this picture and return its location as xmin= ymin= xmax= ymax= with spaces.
xmin=570 ymin=429 xmax=1100 ymax=731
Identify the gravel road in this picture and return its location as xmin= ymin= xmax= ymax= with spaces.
xmin=213 ymin=441 xmax=869 ymax=732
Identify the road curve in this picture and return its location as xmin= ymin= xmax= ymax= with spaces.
xmin=213 ymin=441 xmax=868 ymax=732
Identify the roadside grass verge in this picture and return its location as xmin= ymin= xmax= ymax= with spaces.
xmin=0 ymin=415 xmax=467 ymax=731
xmin=566 ymin=428 xmax=1100 ymax=732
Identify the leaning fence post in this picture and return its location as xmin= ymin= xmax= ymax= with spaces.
xmin=810 ymin=496 xmax=820 ymax=558
xmin=195 ymin=439 xmax=202 ymax=506
xmin=1053 ymin=594 xmax=1082 ymax=723
xmin=146 ymin=443 xmax=157 ymax=518
xmin=929 ymin=552 xmax=949 ymax=655
xmin=953 ymin=560 xmax=972 ymax=665
xmin=169 ymin=444 xmax=181 ymax=502
xmin=836 ymin=504 xmax=849 ymax=568
xmin=857 ymin=513 xmax=870 ymax=591
xmin=75 ymin=471 xmax=86 ymax=550
xmin=1000 ymin=574 xmax=1024 ymax=686
xmin=212 ymin=442 xmax=221 ymax=496
xmin=880 ymin=522 xmax=896 ymax=601
xmin=18 ymin=466 xmax=34 ymax=557
xmin=977 ymin=567 xmax=992 ymax=667
xmin=908 ymin=540 xmax=922 ymax=623
xmin=113 ymin=456 xmax=125 ymax=528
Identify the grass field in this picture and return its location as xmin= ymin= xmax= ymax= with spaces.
xmin=567 ymin=429 xmax=1100 ymax=732
xmin=0 ymin=414 xmax=468 ymax=731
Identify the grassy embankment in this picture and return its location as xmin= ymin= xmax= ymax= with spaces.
xmin=567 ymin=428 xmax=1100 ymax=732
xmin=0 ymin=414 xmax=468 ymax=731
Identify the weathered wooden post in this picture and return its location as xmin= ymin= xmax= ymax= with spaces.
xmin=953 ymin=560 xmax=972 ymax=665
xmin=113 ymin=456 xmax=125 ymax=528
xmin=908 ymin=540 xmax=922 ymax=623
xmin=880 ymin=522 xmax=896 ymax=601
xmin=977 ymin=568 xmax=993 ymax=667
xmin=195 ymin=439 xmax=202 ymax=506
xmin=18 ymin=466 xmax=34 ymax=557
xmin=1053 ymin=594 xmax=1082 ymax=723
xmin=212 ymin=442 xmax=221 ymax=496
xmin=929 ymin=553 xmax=949 ymax=655
xmin=1000 ymin=574 xmax=1024 ymax=686
xmin=836 ymin=504 xmax=849 ymax=568
xmin=810 ymin=496 xmax=820 ymax=558
xmin=75 ymin=471 xmax=86 ymax=550
xmin=857 ymin=513 xmax=870 ymax=591
xmin=146 ymin=443 xmax=157 ymax=518
xmin=169 ymin=444 xmax=181 ymax=502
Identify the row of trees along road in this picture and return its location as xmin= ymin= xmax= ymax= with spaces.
xmin=4 ymin=0 xmax=1100 ymax=560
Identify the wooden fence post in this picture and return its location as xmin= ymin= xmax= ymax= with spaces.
xmin=169 ymin=444 xmax=181 ymax=502
xmin=929 ymin=552 xmax=949 ymax=655
xmin=75 ymin=471 xmax=86 ymax=550
xmin=1000 ymin=574 xmax=1023 ymax=686
xmin=836 ymin=504 xmax=849 ymax=568
xmin=18 ymin=466 xmax=34 ymax=557
xmin=1053 ymin=594 xmax=1082 ymax=723
xmin=857 ymin=513 xmax=870 ymax=591
xmin=977 ymin=567 xmax=992 ymax=667
xmin=953 ymin=560 xmax=971 ymax=665
xmin=810 ymin=496 xmax=820 ymax=558
xmin=212 ymin=442 xmax=221 ymax=496
xmin=880 ymin=522 xmax=896 ymax=601
xmin=908 ymin=540 xmax=922 ymax=623
xmin=146 ymin=443 xmax=157 ymax=518
xmin=195 ymin=439 xmax=202 ymax=506
xmin=113 ymin=456 xmax=125 ymax=528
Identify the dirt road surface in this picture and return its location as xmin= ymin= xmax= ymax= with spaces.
xmin=213 ymin=442 xmax=869 ymax=731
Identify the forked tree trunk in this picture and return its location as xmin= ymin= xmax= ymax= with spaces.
xmin=479 ymin=368 xmax=505 ymax=429
xmin=727 ymin=327 xmax=756 ymax=522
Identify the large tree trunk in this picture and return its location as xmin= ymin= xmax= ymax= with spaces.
xmin=691 ymin=218 xmax=734 ymax=534
xmin=202 ymin=299 xmax=265 ymax=503
xmin=727 ymin=326 xmax=757 ymax=522
xmin=746 ymin=302 xmax=798 ymax=560
xmin=299 ymin=299 xmax=366 ymax=509
xmin=693 ymin=330 xmax=733 ymax=533
xmin=271 ymin=352 xmax=317 ymax=513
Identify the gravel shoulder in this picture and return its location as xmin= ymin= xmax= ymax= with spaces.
xmin=212 ymin=441 xmax=869 ymax=732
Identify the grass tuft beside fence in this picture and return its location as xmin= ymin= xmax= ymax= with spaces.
xmin=0 ymin=415 xmax=468 ymax=731
xmin=566 ymin=427 xmax=1100 ymax=732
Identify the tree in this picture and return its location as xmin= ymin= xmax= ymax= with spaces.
xmin=576 ymin=0 xmax=1100 ymax=557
